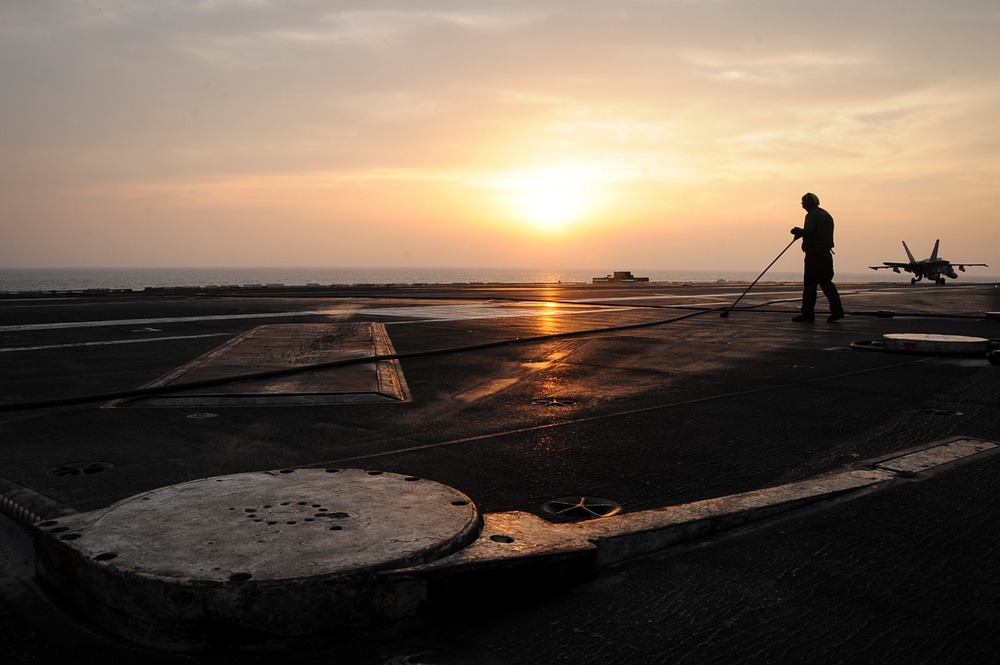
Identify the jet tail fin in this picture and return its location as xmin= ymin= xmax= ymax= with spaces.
xmin=902 ymin=241 xmax=916 ymax=263
xmin=931 ymin=239 xmax=940 ymax=260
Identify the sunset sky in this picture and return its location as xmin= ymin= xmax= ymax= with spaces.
xmin=2 ymin=1 xmax=998 ymax=274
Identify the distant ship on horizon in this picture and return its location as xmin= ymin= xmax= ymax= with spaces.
xmin=592 ymin=270 xmax=649 ymax=284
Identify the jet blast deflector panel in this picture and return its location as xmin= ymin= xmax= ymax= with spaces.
xmin=115 ymin=322 xmax=410 ymax=407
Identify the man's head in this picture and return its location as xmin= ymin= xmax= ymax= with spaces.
xmin=801 ymin=192 xmax=820 ymax=210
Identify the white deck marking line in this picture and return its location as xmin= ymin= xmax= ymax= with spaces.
xmin=0 ymin=333 xmax=233 ymax=353
xmin=0 ymin=310 xmax=332 ymax=332
xmin=563 ymin=286 xmax=886 ymax=304
xmin=566 ymin=290 xmax=802 ymax=303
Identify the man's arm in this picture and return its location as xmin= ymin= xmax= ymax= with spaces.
xmin=790 ymin=211 xmax=816 ymax=238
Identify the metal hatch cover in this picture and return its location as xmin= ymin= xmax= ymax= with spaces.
xmin=115 ymin=322 xmax=410 ymax=407
xmin=882 ymin=333 xmax=990 ymax=354
xmin=852 ymin=333 xmax=993 ymax=356
xmin=33 ymin=468 xmax=481 ymax=648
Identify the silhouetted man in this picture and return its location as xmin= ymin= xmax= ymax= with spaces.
xmin=790 ymin=193 xmax=844 ymax=322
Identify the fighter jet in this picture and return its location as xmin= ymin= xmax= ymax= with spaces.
xmin=870 ymin=239 xmax=988 ymax=285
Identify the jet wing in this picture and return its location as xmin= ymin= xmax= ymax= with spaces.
xmin=952 ymin=263 xmax=989 ymax=272
xmin=869 ymin=262 xmax=910 ymax=271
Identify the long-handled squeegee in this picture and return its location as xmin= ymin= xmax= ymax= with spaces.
xmin=720 ymin=237 xmax=798 ymax=318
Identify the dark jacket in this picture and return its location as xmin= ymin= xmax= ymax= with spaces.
xmin=796 ymin=207 xmax=835 ymax=253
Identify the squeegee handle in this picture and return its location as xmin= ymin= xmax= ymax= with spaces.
xmin=753 ymin=237 xmax=798 ymax=284
xmin=722 ymin=237 xmax=798 ymax=315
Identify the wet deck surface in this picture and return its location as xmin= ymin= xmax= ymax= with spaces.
xmin=1 ymin=281 xmax=999 ymax=663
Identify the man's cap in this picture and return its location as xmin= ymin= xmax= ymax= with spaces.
xmin=802 ymin=192 xmax=820 ymax=206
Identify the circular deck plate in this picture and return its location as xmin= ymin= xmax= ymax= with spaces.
xmin=46 ymin=468 xmax=481 ymax=583
xmin=882 ymin=333 xmax=990 ymax=355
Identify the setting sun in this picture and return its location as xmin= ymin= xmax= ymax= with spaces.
xmin=504 ymin=166 xmax=598 ymax=231
xmin=519 ymin=185 xmax=582 ymax=230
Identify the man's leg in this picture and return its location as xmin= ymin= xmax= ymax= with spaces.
xmin=822 ymin=280 xmax=844 ymax=320
xmin=797 ymin=279 xmax=817 ymax=320
xmin=795 ymin=256 xmax=818 ymax=321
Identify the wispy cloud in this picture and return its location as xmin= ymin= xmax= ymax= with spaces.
xmin=1 ymin=1 xmax=998 ymax=270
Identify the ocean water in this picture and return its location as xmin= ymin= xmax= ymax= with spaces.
xmin=0 ymin=266 xmax=923 ymax=293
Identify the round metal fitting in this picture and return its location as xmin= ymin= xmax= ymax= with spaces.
xmin=853 ymin=334 xmax=991 ymax=355
xmin=33 ymin=468 xmax=483 ymax=650
xmin=46 ymin=461 xmax=114 ymax=477
xmin=882 ymin=333 xmax=990 ymax=354
xmin=540 ymin=496 xmax=622 ymax=522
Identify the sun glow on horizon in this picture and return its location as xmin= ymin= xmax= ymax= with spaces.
xmin=519 ymin=186 xmax=583 ymax=230
xmin=503 ymin=165 xmax=601 ymax=232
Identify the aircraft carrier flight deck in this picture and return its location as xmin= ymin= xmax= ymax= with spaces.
xmin=1 ymin=280 xmax=999 ymax=664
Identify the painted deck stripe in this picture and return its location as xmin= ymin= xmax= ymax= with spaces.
xmin=0 ymin=311 xmax=331 ymax=332
xmin=0 ymin=333 xmax=233 ymax=353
